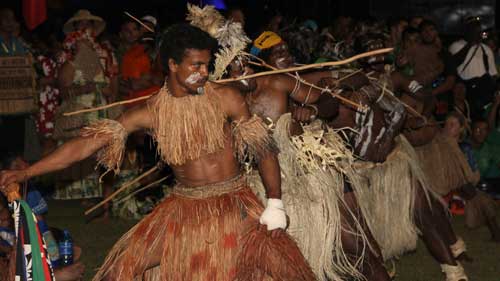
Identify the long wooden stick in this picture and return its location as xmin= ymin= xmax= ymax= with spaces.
xmin=124 ymin=11 xmax=155 ymax=33
xmin=245 ymin=53 xmax=409 ymax=116
xmin=216 ymin=48 xmax=393 ymax=83
xmin=63 ymin=94 xmax=155 ymax=116
xmin=246 ymin=58 xmax=365 ymax=110
xmin=114 ymin=175 xmax=170 ymax=205
xmin=84 ymin=165 xmax=158 ymax=215
xmin=371 ymin=80 xmax=424 ymax=119
xmin=64 ymin=48 xmax=392 ymax=117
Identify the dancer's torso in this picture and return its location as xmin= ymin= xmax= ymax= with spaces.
xmin=245 ymin=76 xmax=303 ymax=136
xmin=170 ymin=124 xmax=241 ymax=188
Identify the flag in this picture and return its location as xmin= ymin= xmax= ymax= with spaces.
xmin=23 ymin=0 xmax=47 ymax=30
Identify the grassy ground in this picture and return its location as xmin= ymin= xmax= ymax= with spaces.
xmin=46 ymin=199 xmax=500 ymax=281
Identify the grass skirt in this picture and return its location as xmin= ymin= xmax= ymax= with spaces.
xmin=414 ymin=133 xmax=478 ymax=195
xmin=353 ymin=135 xmax=439 ymax=260
xmin=248 ymin=114 xmax=368 ymax=281
xmin=93 ymin=174 xmax=315 ymax=281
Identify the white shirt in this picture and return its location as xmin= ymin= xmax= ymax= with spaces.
xmin=448 ymin=39 xmax=497 ymax=80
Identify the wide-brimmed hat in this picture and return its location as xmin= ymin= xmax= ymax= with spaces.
xmin=63 ymin=10 xmax=106 ymax=35
xmin=141 ymin=15 xmax=158 ymax=27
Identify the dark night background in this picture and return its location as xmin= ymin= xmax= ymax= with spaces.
xmin=2 ymin=0 xmax=499 ymax=38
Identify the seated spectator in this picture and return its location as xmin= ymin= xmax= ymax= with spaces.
xmin=470 ymin=102 xmax=500 ymax=180
xmin=1 ymin=153 xmax=85 ymax=280
xmin=443 ymin=112 xmax=500 ymax=242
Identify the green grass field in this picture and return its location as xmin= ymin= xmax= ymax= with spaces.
xmin=46 ymin=199 xmax=500 ymax=281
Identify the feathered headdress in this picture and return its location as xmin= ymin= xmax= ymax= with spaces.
xmin=186 ymin=4 xmax=225 ymax=37
xmin=186 ymin=4 xmax=250 ymax=80
xmin=212 ymin=21 xmax=251 ymax=79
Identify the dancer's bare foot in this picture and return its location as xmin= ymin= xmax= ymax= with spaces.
xmin=54 ymin=262 xmax=85 ymax=281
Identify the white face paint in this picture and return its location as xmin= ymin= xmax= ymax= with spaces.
xmin=353 ymin=107 xmax=374 ymax=158
xmin=358 ymin=110 xmax=374 ymax=157
xmin=239 ymin=69 xmax=250 ymax=86
xmin=374 ymin=127 xmax=386 ymax=144
xmin=185 ymin=72 xmax=204 ymax=85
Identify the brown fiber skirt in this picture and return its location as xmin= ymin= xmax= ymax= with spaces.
xmin=93 ymin=174 xmax=315 ymax=281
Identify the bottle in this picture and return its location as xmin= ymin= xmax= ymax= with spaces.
xmin=38 ymin=220 xmax=60 ymax=268
xmin=59 ymin=229 xmax=73 ymax=266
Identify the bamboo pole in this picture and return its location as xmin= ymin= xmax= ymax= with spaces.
xmin=114 ymin=175 xmax=170 ymax=205
xmin=216 ymin=48 xmax=393 ymax=83
xmin=64 ymin=48 xmax=392 ymax=116
xmin=245 ymin=52 xmax=426 ymax=119
xmin=84 ymin=165 xmax=158 ymax=215
xmin=63 ymin=94 xmax=154 ymax=116
xmin=371 ymin=80 xmax=425 ymax=119
xmin=124 ymin=11 xmax=155 ymax=33
xmin=245 ymin=58 xmax=365 ymax=110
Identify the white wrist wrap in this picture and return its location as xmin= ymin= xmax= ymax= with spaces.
xmin=259 ymin=198 xmax=287 ymax=231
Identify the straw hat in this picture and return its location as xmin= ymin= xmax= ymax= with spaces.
xmin=141 ymin=15 xmax=157 ymax=27
xmin=63 ymin=10 xmax=106 ymax=35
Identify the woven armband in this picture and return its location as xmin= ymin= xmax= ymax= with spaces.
xmin=232 ymin=115 xmax=279 ymax=163
xmin=81 ymin=119 xmax=127 ymax=174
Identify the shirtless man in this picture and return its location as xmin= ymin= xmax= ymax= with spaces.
xmin=0 ymin=24 xmax=314 ymax=281
xmin=300 ymin=34 xmax=469 ymax=281
xmin=229 ymin=31 xmax=391 ymax=281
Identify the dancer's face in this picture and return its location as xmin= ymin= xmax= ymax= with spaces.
xmin=170 ymin=48 xmax=210 ymax=95
xmin=364 ymin=39 xmax=386 ymax=72
xmin=268 ymin=42 xmax=294 ymax=69
xmin=228 ymin=57 xmax=257 ymax=92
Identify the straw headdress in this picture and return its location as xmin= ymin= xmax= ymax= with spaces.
xmin=186 ymin=4 xmax=250 ymax=80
